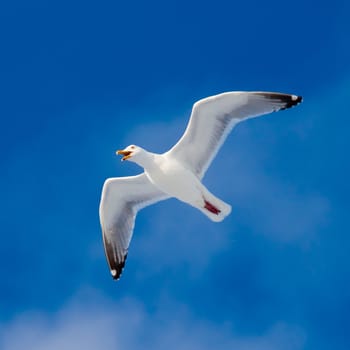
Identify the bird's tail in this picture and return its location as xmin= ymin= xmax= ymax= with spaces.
xmin=199 ymin=190 xmax=231 ymax=222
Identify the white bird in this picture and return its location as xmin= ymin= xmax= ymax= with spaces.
xmin=99 ymin=91 xmax=302 ymax=279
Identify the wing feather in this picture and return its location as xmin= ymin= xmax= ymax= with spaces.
xmin=167 ymin=91 xmax=302 ymax=178
xmin=99 ymin=173 xmax=168 ymax=280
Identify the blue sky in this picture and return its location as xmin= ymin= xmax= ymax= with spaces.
xmin=1 ymin=0 xmax=349 ymax=349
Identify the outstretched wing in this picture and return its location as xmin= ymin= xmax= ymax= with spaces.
xmin=99 ymin=173 xmax=168 ymax=280
xmin=167 ymin=91 xmax=302 ymax=179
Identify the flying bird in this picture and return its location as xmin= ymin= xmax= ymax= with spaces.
xmin=99 ymin=91 xmax=302 ymax=280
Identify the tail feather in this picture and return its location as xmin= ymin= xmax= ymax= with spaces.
xmin=200 ymin=194 xmax=231 ymax=222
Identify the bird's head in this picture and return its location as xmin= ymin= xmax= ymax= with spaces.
xmin=116 ymin=144 xmax=144 ymax=163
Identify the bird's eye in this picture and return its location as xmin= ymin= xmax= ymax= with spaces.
xmin=131 ymin=146 xmax=135 ymax=149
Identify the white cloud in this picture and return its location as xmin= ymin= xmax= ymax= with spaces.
xmin=122 ymin=115 xmax=188 ymax=153
xmin=211 ymin=141 xmax=330 ymax=242
xmin=0 ymin=290 xmax=306 ymax=350
xmin=0 ymin=291 xmax=140 ymax=350
xmin=132 ymin=198 xmax=232 ymax=280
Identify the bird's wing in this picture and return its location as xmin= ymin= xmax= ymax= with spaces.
xmin=99 ymin=173 xmax=168 ymax=280
xmin=166 ymin=91 xmax=302 ymax=179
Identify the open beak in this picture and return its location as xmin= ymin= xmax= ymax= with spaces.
xmin=116 ymin=150 xmax=132 ymax=161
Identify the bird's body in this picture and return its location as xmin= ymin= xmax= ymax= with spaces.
xmin=143 ymin=152 xmax=231 ymax=221
xmin=99 ymin=91 xmax=303 ymax=279
xmin=146 ymin=153 xmax=202 ymax=203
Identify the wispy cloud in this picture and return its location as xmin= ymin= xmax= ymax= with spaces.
xmin=212 ymin=138 xmax=330 ymax=242
xmin=0 ymin=290 xmax=306 ymax=350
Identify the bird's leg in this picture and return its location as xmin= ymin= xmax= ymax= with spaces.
xmin=204 ymin=200 xmax=221 ymax=215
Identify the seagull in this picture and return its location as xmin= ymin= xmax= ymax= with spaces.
xmin=99 ymin=91 xmax=302 ymax=279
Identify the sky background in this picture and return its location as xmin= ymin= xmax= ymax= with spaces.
xmin=1 ymin=0 xmax=350 ymax=349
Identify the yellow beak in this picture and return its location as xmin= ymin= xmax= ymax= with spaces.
xmin=116 ymin=150 xmax=132 ymax=161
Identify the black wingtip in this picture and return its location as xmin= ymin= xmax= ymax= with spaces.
xmin=254 ymin=92 xmax=303 ymax=110
xmin=109 ymin=254 xmax=128 ymax=281
xmin=256 ymin=92 xmax=303 ymax=111
xmin=280 ymin=94 xmax=303 ymax=110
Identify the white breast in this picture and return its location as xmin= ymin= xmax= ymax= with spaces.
xmin=145 ymin=155 xmax=203 ymax=204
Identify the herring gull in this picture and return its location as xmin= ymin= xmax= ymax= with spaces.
xmin=99 ymin=91 xmax=302 ymax=279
